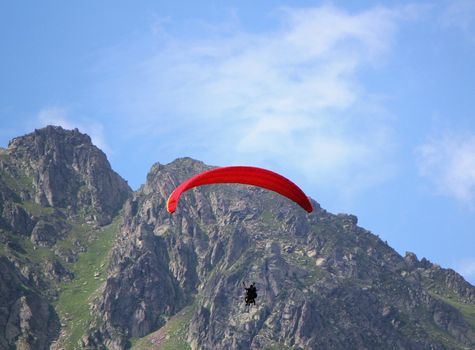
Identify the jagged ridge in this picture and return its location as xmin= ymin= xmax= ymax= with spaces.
xmin=0 ymin=126 xmax=132 ymax=350
xmin=0 ymin=127 xmax=474 ymax=350
xmin=86 ymin=157 xmax=475 ymax=350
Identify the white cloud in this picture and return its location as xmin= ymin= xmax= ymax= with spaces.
xmin=38 ymin=107 xmax=75 ymax=129
xmin=416 ymin=131 xmax=475 ymax=206
xmin=37 ymin=107 xmax=111 ymax=154
xmin=96 ymin=5 xmax=412 ymax=195
xmin=454 ymin=258 xmax=475 ymax=280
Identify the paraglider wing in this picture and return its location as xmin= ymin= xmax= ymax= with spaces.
xmin=166 ymin=166 xmax=313 ymax=213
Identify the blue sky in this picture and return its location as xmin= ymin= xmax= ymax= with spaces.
xmin=1 ymin=1 xmax=475 ymax=284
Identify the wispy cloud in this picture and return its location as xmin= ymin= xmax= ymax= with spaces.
xmin=38 ymin=107 xmax=76 ymax=130
xmin=95 ymin=5 xmax=414 ymax=195
xmin=37 ymin=106 xmax=111 ymax=154
xmin=416 ymin=130 xmax=475 ymax=206
xmin=442 ymin=0 xmax=475 ymax=39
xmin=454 ymin=258 xmax=475 ymax=281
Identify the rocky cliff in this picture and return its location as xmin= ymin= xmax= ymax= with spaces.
xmin=4 ymin=126 xmax=130 ymax=225
xmin=0 ymin=126 xmax=131 ymax=349
xmin=85 ymin=158 xmax=475 ymax=349
xmin=0 ymin=127 xmax=474 ymax=350
xmin=0 ymin=256 xmax=60 ymax=350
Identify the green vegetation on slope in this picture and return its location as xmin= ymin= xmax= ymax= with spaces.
xmin=54 ymin=216 xmax=121 ymax=349
xmin=0 ymin=165 xmax=33 ymax=193
xmin=399 ymin=304 xmax=471 ymax=350
xmin=21 ymin=200 xmax=55 ymax=216
xmin=130 ymin=301 xmax=198 ymax=350
xmin=21 ymin=238 xmax=57 ymax=263
xmin=0 ymin=228 xmax=57 ymax=268
xmin=421 ymin=319 xmax=468 ymax=350
xmin=431 ymin=292 xmax=475 ymax=329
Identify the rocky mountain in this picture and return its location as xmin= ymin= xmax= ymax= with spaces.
xmin=0 ymin=126 xmax=474 ymax=349
xmin=0 ymin=126 xmax=131 ymax=350
xmin=4 ymin=126 xmax=130 ymax=225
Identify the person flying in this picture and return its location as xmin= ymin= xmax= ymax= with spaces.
xmin=243 ymin=282 xmax=257 ymax=306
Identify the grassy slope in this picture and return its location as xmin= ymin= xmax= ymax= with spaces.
xmin=430 ymin=292 xmax=475 ymax=329
xmin=130 ymin=302 xmax=198 ymax=350
xmin=0 ymin=152 xmax=126 ymax=348
xmin=54 ymin=216 xmax=121 ymax=349
xmin=0 ymin=154 xmax=33 ymax=194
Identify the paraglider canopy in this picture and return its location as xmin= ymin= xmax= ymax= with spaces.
xmin=166 ymin=166 xmax=313 ymax=213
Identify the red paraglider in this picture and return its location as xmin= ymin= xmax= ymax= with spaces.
xmin=166 ymin=166 xmax=313 ymax=214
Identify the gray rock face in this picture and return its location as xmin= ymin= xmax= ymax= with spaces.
xmin=0 ymin=126 xmax=132 ymax=349
xmin=1 ymin=128 xmax=474 ymax=349
xmin=89 ymin=223 xmax=185 ymax=348
xmin=0 ymin=257 xmax=59 ymax=350
xmin=5 ymin=126 xmax=131 ymax=225
xmin=86 ymin=157 xmax=475 ymax=350
xmin=1 ymin=202 xmax=35 ymax=236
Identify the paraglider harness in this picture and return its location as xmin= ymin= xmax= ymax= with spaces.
xmin=243 ymin=282 xmax=257 ymax=306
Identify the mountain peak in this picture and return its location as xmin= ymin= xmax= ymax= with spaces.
xmin=3 ymin=125 xmax=131 ymax=225
xmin=1 ymin=127 xmax=474 ymax=349
xmin=8 ymin=125 xmax=94 ymax=157
xmin=84 ymin=155 xmax=475 ymax=349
